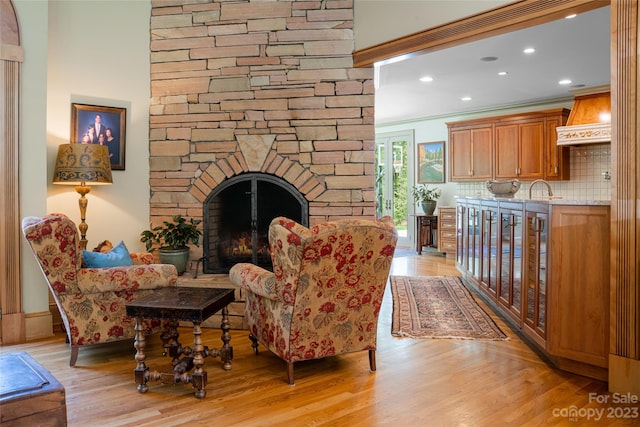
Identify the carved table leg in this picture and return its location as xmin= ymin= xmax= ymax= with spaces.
xmin=133 ymin=317 xmax=149 ymax=393
xmin=191 ymin=321 xmax=207 ymax=399
xmin=160 ymin=319 xmax=181 ymax=367
xmin=220 ymin=306 xmax=233 ymax=370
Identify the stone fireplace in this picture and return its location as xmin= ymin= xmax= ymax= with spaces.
xmin=147 ymin=0 xmax=375 ymax=273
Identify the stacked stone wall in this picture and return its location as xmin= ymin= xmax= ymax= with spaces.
xmin=149 ymin=0 xmax=375 ymax=237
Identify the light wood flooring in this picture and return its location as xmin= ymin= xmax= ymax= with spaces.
xmin=2 ymin=251 xmax=636 ymax=426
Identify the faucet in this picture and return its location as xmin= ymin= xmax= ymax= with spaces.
xmin=529 ymin=179 xmax=553 ymax=199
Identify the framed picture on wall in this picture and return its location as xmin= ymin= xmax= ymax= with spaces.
xmin=71 ymin=103 xmax=126 ymax=170
xmin=417 ymin=141 xmax=445 ymax=183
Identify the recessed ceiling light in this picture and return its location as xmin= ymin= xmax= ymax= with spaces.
xmin=480 ymin=56 xmax=498 ymax=62
xmin=419 ymin=76 xmax=433 ymax=82
xmin=559 ymin=79 xmax=572 ymax=85
xmin=523 ymin=47 xmax=536 ymax=54
xmin=461 ymin=96 xmax=472 ymax=102
xmin=565 ymin=14 xmax=577 ymax=19
xmin=498 ymin=71 xmax=508 ymax=76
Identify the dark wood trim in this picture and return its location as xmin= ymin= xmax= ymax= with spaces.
xmin=353 ymin=0 xmax=609 ymax=68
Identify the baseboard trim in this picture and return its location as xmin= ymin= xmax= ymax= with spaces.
xmin=24 ymin=311 xmax=53 ymax=341
xmin=1 ymin=312 xmax=25 ymax=344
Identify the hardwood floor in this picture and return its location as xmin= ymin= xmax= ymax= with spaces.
xmin=2 ymin=251 xmax=636 ymax=426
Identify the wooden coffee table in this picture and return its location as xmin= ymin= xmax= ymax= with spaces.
xmin=125 ymin=287 xmax=235 ymax=399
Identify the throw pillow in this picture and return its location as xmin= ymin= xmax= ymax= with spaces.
xmin=82 ymin=240 xmax=134 ymax=268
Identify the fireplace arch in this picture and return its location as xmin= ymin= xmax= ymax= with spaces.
xmin=203 ymin=173 xmax=309 ymax=274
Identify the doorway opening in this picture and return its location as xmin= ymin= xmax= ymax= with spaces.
xmin=375 ymin=131 xmax=413 ymax=248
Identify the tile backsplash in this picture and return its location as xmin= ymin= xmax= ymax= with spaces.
xmin=456 ymin=144 xmax=611 ymax=201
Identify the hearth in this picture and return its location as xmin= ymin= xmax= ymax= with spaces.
xmin=203 ymin=173 xmax=308 ymax=274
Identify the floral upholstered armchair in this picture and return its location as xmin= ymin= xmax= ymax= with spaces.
xmin=229 ymin=216 xmax=398 ymax=384
xmin=22 ymin=213 xmax=178 ymax=366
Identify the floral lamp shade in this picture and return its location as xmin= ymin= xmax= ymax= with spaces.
xmin=53 ymin=143 xmax=113 ymax=185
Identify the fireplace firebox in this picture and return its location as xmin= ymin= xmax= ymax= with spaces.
xmin=203 ymin=173 xmax=308 ymax=274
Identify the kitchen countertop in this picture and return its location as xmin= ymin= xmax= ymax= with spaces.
xmin=455 ymin=196 xmax=611 ymax=206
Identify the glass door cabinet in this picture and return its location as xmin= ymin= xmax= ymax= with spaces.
xmin=523 ymin=208 xmax=549 ymax=344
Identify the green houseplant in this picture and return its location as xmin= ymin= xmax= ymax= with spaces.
xmin=140 ymin=215 xmax=202 ymax=275
xmin=411 ymin=184 xmax=441 ymax=215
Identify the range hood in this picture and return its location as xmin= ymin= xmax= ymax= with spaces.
xmin=556 ymin=86 xmax=611 ymax=146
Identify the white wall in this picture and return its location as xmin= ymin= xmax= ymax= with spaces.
xmin=15 ymin=0 xmax=48 ymax=316
xmin=46 ymin=1 xmax=151 ymax=256
xmin=354 ymin=0 xmax=511 ymax=50
xmin=16 ymin=0 xmax=151 ymax=337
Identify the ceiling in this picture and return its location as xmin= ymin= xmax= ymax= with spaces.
xmin=374 ymin=6 xmax=611 ymax=124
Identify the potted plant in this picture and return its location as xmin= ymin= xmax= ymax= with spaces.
xmin=411 ymin=184 xmax=441 ymax=215
xmin=140 ymin=215 xmax=202 ymax=275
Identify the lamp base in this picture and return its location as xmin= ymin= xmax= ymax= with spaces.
xmin=76 ymin=184 xmax=91 ymax=251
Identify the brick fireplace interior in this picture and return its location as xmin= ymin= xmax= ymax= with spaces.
xmin=204 ymin=172 xmax=308 ymax=273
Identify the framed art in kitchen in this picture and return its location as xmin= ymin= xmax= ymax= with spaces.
xmin=417 ymin=141 xmax=445 ymax=183
xmin=71 ymin=103 xmax=126 ymax=170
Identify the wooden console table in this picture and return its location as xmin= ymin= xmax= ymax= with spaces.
xmin=125 ymin=287 xmax=235 ymax=399
xmin=415 ymin=214 xmax=438 ymax=254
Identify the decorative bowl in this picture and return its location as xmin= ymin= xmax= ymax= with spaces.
xmin=485 ymin=179 xmax=521 ymax=198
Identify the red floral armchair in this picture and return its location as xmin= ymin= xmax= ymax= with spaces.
xmin=229 ymin=216 xmax=397 ymax=384
xmin=22 ymin=213 xmax=178 ymax=366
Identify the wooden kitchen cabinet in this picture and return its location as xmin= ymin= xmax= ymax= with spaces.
xmin=495 ymin=120 xmax=545 ymax=180
xmin=456 ymin=204 xmax=466 ymax=267
xmin=548 ymin=205 xmax=610 ymax=373
xmin=437 ymin=207 xmax=457 ymax=256
xmin=448 ymin=126 xmax=493 ymax=181
xmin=479 ymin=201 xmax=499 ymax=298
xmin=447 ymin=109 xmax=570 ymax=182
xmin=523 ymin=203 xmax=549 ymax=346
xmin=459 ymin=199 xmax=481 ymax=279
xmin=497 ymin=201 xmax=524 ymax=322
xmin=456 ymin=197 xmax=610 ymax=380
xmin=544 ymin=110 xmax=570 ymax=179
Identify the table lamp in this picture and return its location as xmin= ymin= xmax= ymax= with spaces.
xmin=52 ymin=143 xmax=113 ymax=250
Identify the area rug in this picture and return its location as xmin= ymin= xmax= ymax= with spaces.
xmin=390 ymin=275 xmax=508 ymax=340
